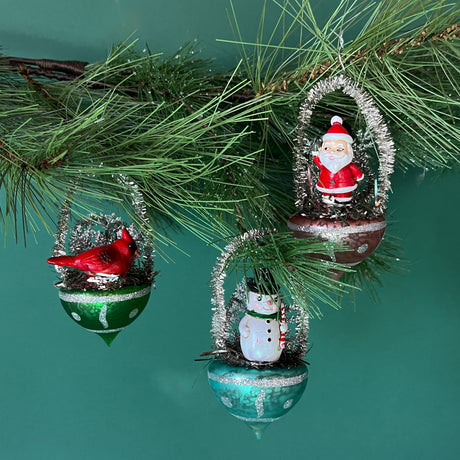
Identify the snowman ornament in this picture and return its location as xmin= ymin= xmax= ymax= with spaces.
xmin=239 ymin=278 xmax=288 ymax=363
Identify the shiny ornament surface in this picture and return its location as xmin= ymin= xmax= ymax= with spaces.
xmin=59 ymin=284 xmax=151 ymax=346
xmin=208 ymin=360 xmax=308 ymax=439
xmin=288 ymin=215 xmax=386 ymax=269
xmin=47 ymin=228 xmax=139 ymax=278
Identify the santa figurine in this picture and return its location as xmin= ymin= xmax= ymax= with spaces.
xmin=239 ymin=273 xmax=287 ymax=363
xmin=313 ymin=116 xmax=364 ymax=204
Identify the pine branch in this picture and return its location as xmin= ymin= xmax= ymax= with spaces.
xmin=0 ymin=0 xmax=458 ymax=279
xmin=217 ymin=231 xmax=352 ymax=317
xmin=256 ymin=23 xmax=459 ymax=93
xmin=0 ymin=45 xmax=276 ymax=244
xmin=4 ymin=57 xmax=88 ymax=81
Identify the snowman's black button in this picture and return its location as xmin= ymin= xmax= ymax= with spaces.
xmin=267 ymin=338 xmax=272 ymax=342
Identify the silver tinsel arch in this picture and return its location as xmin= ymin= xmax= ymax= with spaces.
xmin=51 ymin=176 xmax=155 ymax=290
xmin=294 ymin=74 xmax=396 ymax=213
xmin=210 ymin=229 xmax=310 ymax=366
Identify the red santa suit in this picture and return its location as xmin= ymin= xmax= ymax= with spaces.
xmin=314 ymin=155 xmax=363 ymax=200
xmin=314 ymin=116 xmax=364 ymax=202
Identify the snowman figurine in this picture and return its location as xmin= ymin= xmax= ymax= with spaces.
xmin=239 ymin=277 xmax=287 ymax=363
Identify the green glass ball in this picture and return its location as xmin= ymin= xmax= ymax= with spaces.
xmin=59 ymin=284 xmax=151 ymax=346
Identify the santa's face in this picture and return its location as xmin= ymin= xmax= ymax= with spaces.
xmin=247 ymin=291 xmax=279 ymax=315
xmin=319 ymin=139 xmax=353 ymax=173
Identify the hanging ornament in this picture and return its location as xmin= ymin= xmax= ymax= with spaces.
xmin=203 ymin=230 xmax=309 ymax=439
xmin=239 ymin=270 xmax=287 ymax=363
xmin=288 ymin=75 xmax=395 ymax=277
xmin=47 ymin=178 xmax=155 ymax=346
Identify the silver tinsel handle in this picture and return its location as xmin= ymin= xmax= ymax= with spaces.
xmin=52 ymin=175 xmax=154 ymax=281
xmin=210 ymin=229 xmax=277 ymax=350
xmin=210 ymin=229 xmax=310 ymax=359
xmin=294 ymin=74 xmax=395 ymax=209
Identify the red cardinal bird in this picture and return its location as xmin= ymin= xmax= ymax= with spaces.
xmin=47 ymin=228 xmax=139 ymax=278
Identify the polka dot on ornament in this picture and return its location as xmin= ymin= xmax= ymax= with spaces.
xmin=357 ymin=243 xmax=369 ymax=254
xmin=283 ymin=399 xmax=293 ymax=409
xmin=221 ymin=396 xmax=233 ymax=408
xmin=71 ymin=312 xmax=81 ymax=321
xmin=129 ymin=308 xmax=139 ymax=319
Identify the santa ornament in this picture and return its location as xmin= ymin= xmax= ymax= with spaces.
xmin=314 ymin=115 xmax=364 ymax=204
xmin=288 ymin=75 xmax=395 ymax=276
xmin=203 ymin=229 xmax=309 ymax=438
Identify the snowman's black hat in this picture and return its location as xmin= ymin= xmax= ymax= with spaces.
xmin=246 ymin=268 xmax=280 ymax=295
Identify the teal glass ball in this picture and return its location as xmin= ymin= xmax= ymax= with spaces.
xmin=208 ymin=360 xmax=308 ymax=438
xmin=59 ymin=284 xmax=151 ymax=346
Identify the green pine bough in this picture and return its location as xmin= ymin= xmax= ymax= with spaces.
xmin=0 ymin=0 xmax=458 ymax=315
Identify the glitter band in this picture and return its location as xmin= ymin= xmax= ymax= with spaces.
xmin=232 ymin=414 xmax=281 ymax=423
xmin=207 ymin=371 xmax=308 ymax=388
xmin=99 ymin=304 xmax=109 ymax=328
xmin=287 ymin=219 xmax=386 ymax=235
xmin=255 ymin=389 xmax=266 ymax=417
xmin=85 ymin=327 xmax=124 ymax=333
xmin=59 ymin=285 xmax=151 ymax=303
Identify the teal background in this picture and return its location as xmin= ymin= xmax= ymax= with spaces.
xmin=1 ymin=1 xmax=459 ymax=459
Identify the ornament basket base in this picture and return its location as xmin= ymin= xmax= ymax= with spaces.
xmin=59 ymin=283 xmax=152 ymax=346
xmin=208 ymin=360 xmax=308 ymax=439
xmin=288 ymin=215 xmax=386 ymax=278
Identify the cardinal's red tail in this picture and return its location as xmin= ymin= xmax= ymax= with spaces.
xmin=47 ymin=255 xmax=77 ymax=268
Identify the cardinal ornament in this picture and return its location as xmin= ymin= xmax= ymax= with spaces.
xmin=288 ymin=75 xmax=395 ymax=276
xmin=47 ymin=228 xmax=139 ymax=278
xmin=203 ymin=230 xmax=310 ymax=438
xmin=48 ymin=189 xmax=155 ymax=345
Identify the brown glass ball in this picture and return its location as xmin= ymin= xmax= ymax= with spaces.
xmin=288 ymin=215 xmax=386 ymax=278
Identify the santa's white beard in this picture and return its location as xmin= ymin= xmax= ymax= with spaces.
xmin=319 ymin=150 xmax=352 ymax=173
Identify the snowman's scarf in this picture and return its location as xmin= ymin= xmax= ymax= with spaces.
xmin=245 ymin=310 xmax=279 ymax=320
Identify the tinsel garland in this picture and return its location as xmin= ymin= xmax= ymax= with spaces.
xmin=294 ymin=74 xmax=396 ymax=215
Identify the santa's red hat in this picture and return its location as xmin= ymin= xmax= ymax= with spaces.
xmin=322 ymin=116 xmax=353 ymax=144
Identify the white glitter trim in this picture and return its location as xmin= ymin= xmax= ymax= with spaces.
xmin=59 ymin=285 xmax=151 ymax=303
xmin=232 ymin=414 xmax=281 ymax=423
xmin=287 ymin=219 xmax=386 ymax=235
xmin=255 ymin=390 xmax=266 ymax=417
xmin=207 ymin=371 xmax=308 ymax=388
xmin=85 ymin=327 xmax=124 ymax=333
xmin=99 ymin=304 xmax=109 ymax=329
